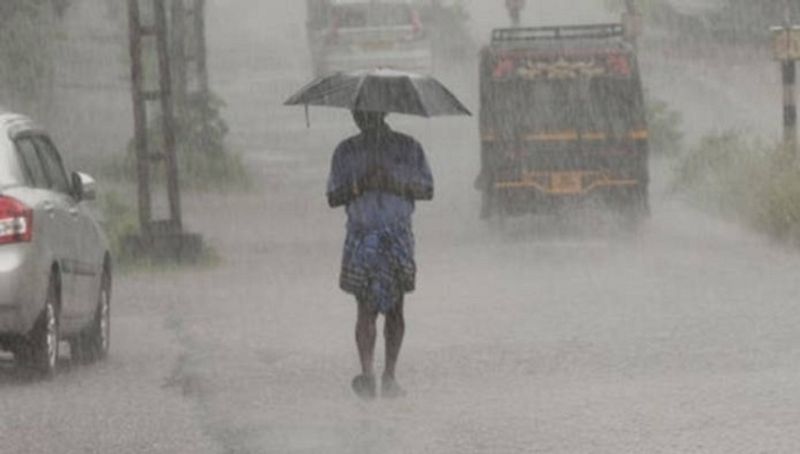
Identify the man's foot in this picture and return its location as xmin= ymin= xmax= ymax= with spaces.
xmin=381 ymin=375 xmax=406 ymax=399
xmin=351 ymin=374 xmax=377 ymax=400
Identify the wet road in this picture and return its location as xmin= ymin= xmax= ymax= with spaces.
xmin=3 ymin=1 xmax=800 ymax=453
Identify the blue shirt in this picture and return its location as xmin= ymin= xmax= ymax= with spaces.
xmin=327 ymin=126 xmax=433 ymax=230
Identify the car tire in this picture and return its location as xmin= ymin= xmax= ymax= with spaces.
xmin=31 ymin=274 xmax=60 ymax=378
xmin=70 ymin=270 xmax=111 ymax=364
xmin=88 ymin=271 xmax=111 ymax=362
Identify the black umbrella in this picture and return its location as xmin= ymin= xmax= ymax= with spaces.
xmin=284 ymin=69 xmax=472 ymax=119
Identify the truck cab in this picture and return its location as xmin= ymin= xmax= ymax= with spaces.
xmin=477 ymin=24 xmax=650 ymax=222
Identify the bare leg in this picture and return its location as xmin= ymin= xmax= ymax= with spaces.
xmin=356 ymin=298 xmax=378 ymax=377
xmin=383 ymin=295 xmax=405 ymax=382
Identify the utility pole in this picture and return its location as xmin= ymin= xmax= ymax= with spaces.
xmin=783 ymin=52 xmax=797 ymax=158
xmin=127 ymin=0 xmax=202 ymax=261
xmin=773 ymin=1 xmax=799 ymax=157
xmin=783 ymin=1 xmax=797 ymax=157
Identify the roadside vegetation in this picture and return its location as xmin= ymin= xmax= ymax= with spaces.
xmin=98 ymin=189 xmax=220 ymax=270
xmin=98 ymin=92 xmax=251 ymax=192
xmin=673 ymin=133 xmax=800 ymax=244
xmin=93 ymin=104 xmax=238 ymax=268
xmin=601 ymin=0 xmax=800 ymax=248
xmin=646 ymin=94 xmax=683 ymax=157
xmin=642 ymin=90 xmax=800 ymax=248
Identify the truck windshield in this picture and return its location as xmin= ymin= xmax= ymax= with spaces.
xmin=485 ymin=78 xmax=644 ymax=139
xmin=333 ymin=4 xmax=412 ymax=28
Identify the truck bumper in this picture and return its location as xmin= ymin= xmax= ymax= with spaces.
xmin=487 ymin=178 xmax=648 ymax=216
xmin=494 ymin=170 xmax=641 ymax=196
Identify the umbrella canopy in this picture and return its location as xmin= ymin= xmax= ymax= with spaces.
xmin=284 ymin=68 xmax=471 ymax=118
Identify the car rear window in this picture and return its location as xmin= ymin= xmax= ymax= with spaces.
xmin=34 ymin=136 xmax=71 ymax=195
xmin=334 ymin=4 xmax=412 ymax=28
xmin=15 ymin=138 xmax=50 ymax=189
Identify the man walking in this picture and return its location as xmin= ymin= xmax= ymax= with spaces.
xmin=327 ymin=110 xmax=434 ymax=399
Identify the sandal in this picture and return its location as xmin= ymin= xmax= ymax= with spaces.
xmin=351 ymin=374 xmax=377 ymax=400
xmin=381 ymin=376 xmax=406 ymax=399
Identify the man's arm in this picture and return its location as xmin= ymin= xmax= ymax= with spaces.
xmin=382 ymin=175 xmax=433 ymax=201
xmin=359 ymin=141 xmax=433 ymax=201
xmin=326 ymin=144 xmax=357 ymax=208
xmin=410 ymin=145 xmax=434 ymax=201
xmin=327 ymin=183 xmax=357 ymax=208
xmin=403 ymin=140 xmax=434 ymax=201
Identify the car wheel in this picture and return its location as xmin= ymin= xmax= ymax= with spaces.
xmin=31 ymin=275 xmax=60 ymax=377
xmin=88 ymin=271 xmax=111 ymax=362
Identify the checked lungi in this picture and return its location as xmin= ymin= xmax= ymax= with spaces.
xmin=339 ymin=222 xmax=416 ymax=313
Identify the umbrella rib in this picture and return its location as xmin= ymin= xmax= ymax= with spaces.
xmin=351 ymin=74 xmax=370 ymax=111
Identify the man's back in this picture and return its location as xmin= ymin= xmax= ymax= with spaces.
xmin=328 ymin=126 xmax=433 ymax=230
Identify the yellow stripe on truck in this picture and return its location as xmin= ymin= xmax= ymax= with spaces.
xmin=522 ymin=131 xmax=579 ymax=142
xmin=478 ymin=129 xmax=649 ymax=143
xmin=495 ymin=174 xmax=640 ymax=195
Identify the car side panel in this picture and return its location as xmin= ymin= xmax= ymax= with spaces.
xmin=31 ymin=135 xmax=86 ymax=334
xmin=0 ymin=187 xmax=56 ymax=335
xmin=74 ymin=202 xmax=107 ymax=330
xmin=49 ymin=191 xmax=85 ymax=334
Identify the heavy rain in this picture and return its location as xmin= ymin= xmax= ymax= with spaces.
xmin=1 ymin=0 xmax=800 ymax=452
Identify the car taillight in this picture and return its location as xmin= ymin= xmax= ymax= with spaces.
xmin=0 ymin=196 xmax=32 ymax=245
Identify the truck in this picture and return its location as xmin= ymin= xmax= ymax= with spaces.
xmin=476 ymin=24 xmax=650 ymax=223
xmin=305 ymin=0 xmax=433 ymax=76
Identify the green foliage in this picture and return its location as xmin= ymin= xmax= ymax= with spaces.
xmin=674 ymin=132 xmax=800 ymax=244
xmin=172 ymin=93 xmax=250 ymax=190
xmin=751 ymin=165 xmax=800 ymax=243
xmin=646 ymin=95 xmax=683 ymax=157
xmin=98 ymin=189 xmax=220 ymax=270
xmin=98 ymin=190 xmax=140 ymax=264
xmin=179 ymin=93 xmax=230 ymax=156
xmin=674 ymin=132 xmax=768 ymax=216
xmin=106 ymin=91 xmax=250 ymax=191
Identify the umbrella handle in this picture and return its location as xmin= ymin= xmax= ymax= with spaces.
xmin=305 ymin=104 xmax=310 ymax=128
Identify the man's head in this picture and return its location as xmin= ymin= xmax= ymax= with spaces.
xmin=352 ymin=110 xmax=388 ymax=132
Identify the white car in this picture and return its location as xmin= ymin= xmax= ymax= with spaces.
xmin=308 ymin=0 xmax=434 ymax=76
xmin=0 ymin=112 xmax=111 ymax=377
